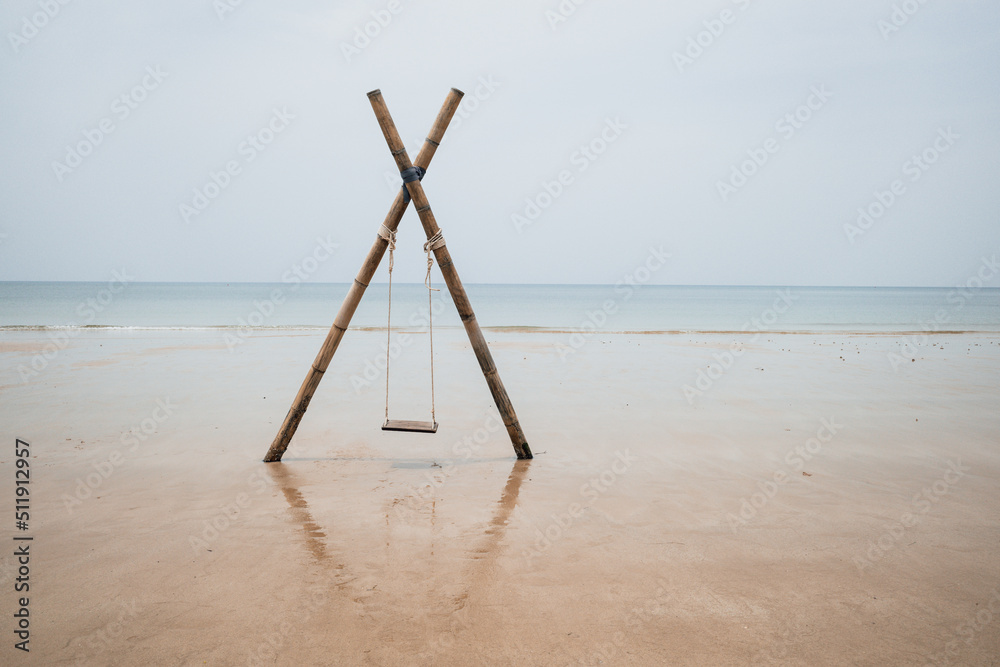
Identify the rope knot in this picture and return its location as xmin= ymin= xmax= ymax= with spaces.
xmin=423 ymin=229 xmax=445 ymax=291
xmin=423 ymin=229 xmax=445 ymax=253
xmin=378 ymin=224 xmax=396 ymax=271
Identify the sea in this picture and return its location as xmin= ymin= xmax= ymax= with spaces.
xmin=1 ymin=283 xmax=999 ymax=333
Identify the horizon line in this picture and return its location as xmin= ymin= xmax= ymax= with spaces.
xmin=0 ymin=280 xmax=997 ymax=290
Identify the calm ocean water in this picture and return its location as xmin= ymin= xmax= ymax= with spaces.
xmin=1 ymin=282 xmax=999 ymax=333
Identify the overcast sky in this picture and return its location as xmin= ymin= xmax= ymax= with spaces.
xmin=1 ymin=0 xmax=998 ymax=286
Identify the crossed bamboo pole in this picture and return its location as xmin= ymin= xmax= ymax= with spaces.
xmin=264 ymin=88 xmax=532 ymax=462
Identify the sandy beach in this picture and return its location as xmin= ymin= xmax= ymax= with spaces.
xmin=1 ymin=328 xmax=999 ymax=665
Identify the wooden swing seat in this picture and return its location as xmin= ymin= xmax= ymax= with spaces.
xmin=382 ymin=419 xmax=438 ymax=433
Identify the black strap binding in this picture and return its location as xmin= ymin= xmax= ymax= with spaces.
xmin=400 ymin=166 xmax=426 ymax=203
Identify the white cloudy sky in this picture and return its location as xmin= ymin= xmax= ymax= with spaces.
xmin=0 ymin=0 xmax=998 ymax=286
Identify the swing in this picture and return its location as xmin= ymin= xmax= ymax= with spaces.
xmin=262 ymin=88 xmax=531 ymax=463
xmin=378 ymin=223 xmax=444 ymax=434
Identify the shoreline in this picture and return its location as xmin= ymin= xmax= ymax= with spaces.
xmin=3 ymin=324 xmax=1000 ymax=334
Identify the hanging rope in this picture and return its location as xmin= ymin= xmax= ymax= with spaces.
xmin=378 ymin=223 xmax=446 ymax=427
xmin=423 ymin=229 xmax=445 ymax=424
xmin=377 ymin=224 xmax=396 ymax=423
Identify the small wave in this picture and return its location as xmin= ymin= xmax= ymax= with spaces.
xmin=0 ymin=325 xmax=996 ymax=335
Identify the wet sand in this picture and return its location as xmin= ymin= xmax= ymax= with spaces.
xmin=1 ymin=328 xmax=999 ymax=665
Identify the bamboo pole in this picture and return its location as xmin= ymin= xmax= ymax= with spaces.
xmin=367 ymin=90 xmax=533 ymax=460
xmin=263 ymin=88 xmax=464 ymax=463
